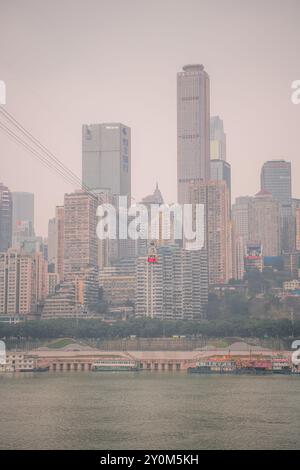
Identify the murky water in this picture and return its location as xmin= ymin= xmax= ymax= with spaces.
xmin=0 ymin=372 xmax=299 ymax=449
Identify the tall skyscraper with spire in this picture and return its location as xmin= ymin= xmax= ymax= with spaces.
xmin=177 ymin=64 xmax=210 ymax=204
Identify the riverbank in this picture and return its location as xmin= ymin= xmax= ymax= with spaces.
xmin=1 ymin=341 xmax=296 ymax=373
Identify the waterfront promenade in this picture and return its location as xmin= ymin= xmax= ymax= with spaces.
xmin=20 ymin=342 xmax=291 ymax=372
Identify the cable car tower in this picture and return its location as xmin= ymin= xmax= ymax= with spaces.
xmin=147 ymin=241 xmax=158 ymax=263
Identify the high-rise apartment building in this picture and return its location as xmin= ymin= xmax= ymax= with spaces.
xmin=292 ymin=199 xmax=300 ymax=252
xmin=261 ymin=160 xmax=292 ymax=205
xmin=42 ymin=281 xmax=76 ymax=319
xmin=0 ymin=249 xmax=47 ymax=316
xmin=232 ymin=191 xmax=280 ymax=262
xmin=91 ymin=189 xmax=123 ymax=268
xmin=46 ymin=206 xmax=65 ymax=280
xmin=250 ymin=190 xmax=280 ymax=257
xmin=261 ymin=160 xmax=294 ymax=253
xmin=46 ymin=272 xmax=59 ymax=297
xmin=0 ymin=183 xmax=13 ymax=252
xmin=99 ymin=261 xmax=136 ymax=309
xmin=232 ymin=196 xmax=253 ymax=243
xmin=232 ymin=234 xmax=246 ymax=280
xmin=177 ymin=64 xmax=210 ymax=203
xmin=82 ymin=123 xmax=131 ymax=197
xmin=135 ymin=245 xmax=208 ymax=320
xmin=135 ymin=253 xmax=163 ymax=319
xmin=296 ymin=208 xmax=300 ymax=252
xmin=136 ymin=184 xmax=175 ymax=257
xmin=45 ymin=192 xmax=99 ymax=316
xmin=55 ymin=206 xmax=65 ymax=282
xmin=47 ymin=217 xmax=57 ymax=266
xmin=63 ymin=191 xmax=98 ymax=279
xmin=210 ymin=116 xmax=226 ymax=161
xmin=189 ymin=180 xmax=232 ymax=285
xmin=73 ymin=266 xmax=99 ymax=311
xmin=210 ymin=159 xmax=231 ymax=209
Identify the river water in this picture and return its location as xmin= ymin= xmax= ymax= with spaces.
xmin=0 ymin=372 xmax=299 ymax=450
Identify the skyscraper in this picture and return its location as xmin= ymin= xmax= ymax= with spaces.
xmin=210 ymin=116 xmax=226 ymax=161
xmin=0 ymin=249 xmax=47 ymax=316
xmin=189 ymin=180 xmax=232 ymax=285
xmin=210 ymin=159 xmax=231 ymax=209
xmin=136 ymin=183 xmax=173 ymax=257
xmin=260 ymin=160 xmax=294 ymax=253
xmin=99 ymin=260 xmax=136 ymax=311
xmin=46 ymin=206 xmax=65 ymax=280
xmin=63 ymin=191 xmax=98 ymax=278
xmin=12 ymin=192 xmax=34 ymax=235
xmin=82 ymin=123 xmax=131 ymax=197
xmin=261 ymin=160 xmax=292 ymax=205
xmin=55 ymin=206 xmax=64 ymax=282
xmin=232 ymin=196 xmax=253 ymax=279
xmin=177 ymin=64 xmax=210 ymax=204
xmin=135 ymin=247 xmax=163 ymax=319
xmin=232 ymin=192 xmax=281 ymax=260
xmin=0 ymin=183 xmax=13 ymax=252
xmin=135 ymin=245 xmax=208 ymax=320
xmin=250 ymin=190 xmax=280 ymax=257
xmin=292 ymin=198 xmax=300 ymax=252
xmin=47 ymin=217 xmax=57 ymax=266
xmin=232 ymin=233 xmax=245 ymax=280
xmin=296 ymin=208 xmax=300 ymax=252
xmin=232 ymin=196 xmax=253 ymax=243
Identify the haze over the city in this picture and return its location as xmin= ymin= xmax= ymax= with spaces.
xmin=0 ymin=0 xmax=299 ymax=235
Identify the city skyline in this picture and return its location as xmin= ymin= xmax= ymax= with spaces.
xmin=0 ymin=0 xmax=300 ymax=235
xmin=1 ymin=0 xmax=300 ymax=454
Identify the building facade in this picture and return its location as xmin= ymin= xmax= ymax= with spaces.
xmin=250 ymin=190 xmax=280 ymax=257
xmin=210 ymin=159 xmax=231 ymax=210
xmin=232 ymin=196 xmax=253 ymax=243
xmin=261 ymin=160 xmax=294 ymax=253
xmin=177 ymin=64 xmax=210 ymax=204
xmin=0 ymin=183 xmax=12 ymax=252
xmin=47 ymin=217 xmax=57 ymax=266
xmin=210 ymin=116 xmax=226 ymax=161
xmin=99 ymin=261 xmax=136 ymax=309
xmin=55 ymin=206 xmax=65 ymax=282
xmin=292 ymin=198 xmax=300 ymax=252
xmin=0 ymin=249 xmax=47 ymax=316
xmin=189 ymin=180 xmax=232 ymax=284
xmin=12 ymin=192 xmax=34 ymax=237
xmin=135 ymin=245 xmax=208 ymax=320
xmin=63 ymin=191 xmax=98 ymax=278
xmin=82 ymin=123 xmax=131 ymax=198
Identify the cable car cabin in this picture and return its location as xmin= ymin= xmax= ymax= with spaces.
xmin=147 ymin=256 xmax=157 ymax=263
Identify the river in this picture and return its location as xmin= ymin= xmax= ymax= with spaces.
xmin=0 ymin=372 xmax=299 ymax=449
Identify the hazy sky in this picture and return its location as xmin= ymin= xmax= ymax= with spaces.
xmin=0 ymin=0 xmax=299 ymax=235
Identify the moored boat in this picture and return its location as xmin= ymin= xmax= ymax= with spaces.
xmin=92 ymin=358 xmax=140 ymax=372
